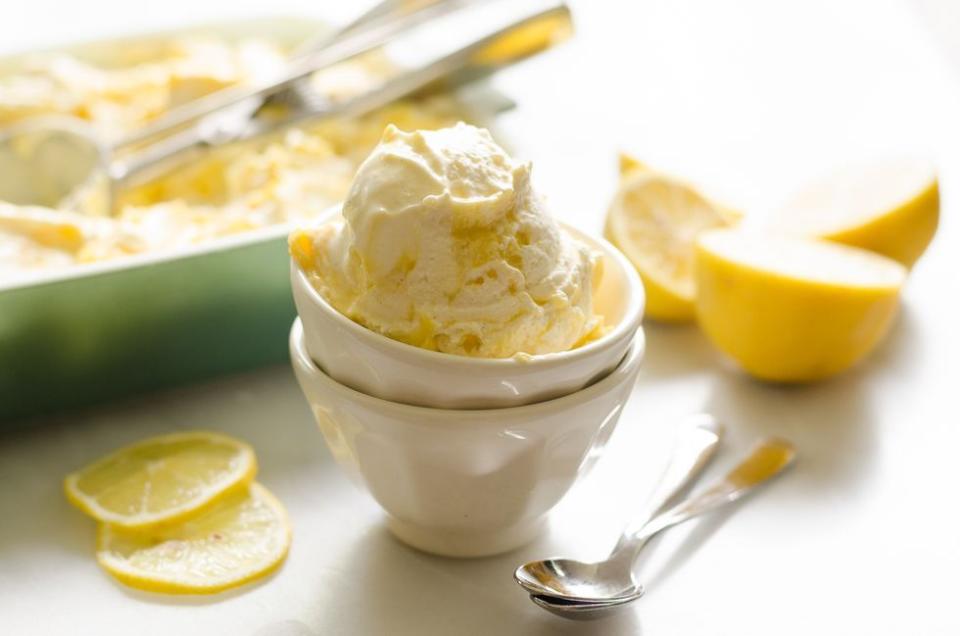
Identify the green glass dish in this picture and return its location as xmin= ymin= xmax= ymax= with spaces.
xmin=0 ymin=231 xmax=294 ymax=425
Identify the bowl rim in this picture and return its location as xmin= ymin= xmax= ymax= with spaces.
xmin=292 ymin=208 xmax=645 ymax=370
xmin=290 ymin=317 xmax=644 ymax=419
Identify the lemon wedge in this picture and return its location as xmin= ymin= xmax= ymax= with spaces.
xmin=695 ymin=229 xmax=906 ymax=382
xmin=606 ymin=168 xmax=732 ymax=322
xmin=618 ymin=152 xmax=652 ymax=177
xmin=65 ymin=431 xmax=257 ymax=530
xmin=772 ymin=157 xmax=939 ymax=268
xmin=97 ymin=482 xmax=290 ymax=594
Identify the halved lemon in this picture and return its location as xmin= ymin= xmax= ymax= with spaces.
xmin=695 ymin=228 xmax=907 ymax=382
xmin=65 ymin=431 xmax=257 ymax=530
xmin=97 ymin=482 xmax=291 ymax=594
xmin=772 ymin=157 xmax=939 ymax=268
xmin=606 ymin=168 xmax=732 ymax=322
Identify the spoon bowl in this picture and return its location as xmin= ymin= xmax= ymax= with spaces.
xmin=515 ymin=558 xmax=642 ymax=603
xmin=530 ymin=594 xmax=639 ymax=621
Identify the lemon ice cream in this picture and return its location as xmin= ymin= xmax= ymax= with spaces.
xmin=291 ymin=122 xmax=601 ymax=358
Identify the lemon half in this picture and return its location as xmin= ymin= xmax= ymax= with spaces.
xmin=606 ymin=169 xmax=732 ymax=322
xmin=695 ymin=229 xmax=906 ymax=382
xmin=65 ymin=431 xmax=257 ymax=530
xmin=773 ymin=157 xmax=939 ymax=268
xmin=97 ymin=482 xmax=291 ymax=594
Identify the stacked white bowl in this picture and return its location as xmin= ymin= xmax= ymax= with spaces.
xmin=290 ymin=219 xmax=645 ymax=557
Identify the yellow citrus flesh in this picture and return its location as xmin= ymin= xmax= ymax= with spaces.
xmin=65 ymin=431 xmax=257 ymax=530
xmin=773 ymin=157 xmax=939 ymax=268
xmin=606 ymin=170 xmax=732 ymax=322
xmin=695 ymin=229 xmax=906 ymax=382
xmin=618 ymin=152 xmax=743 ymax=224
xmin=97 ymin=482 xmax=290 ymax=595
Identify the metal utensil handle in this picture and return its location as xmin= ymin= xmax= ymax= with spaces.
xmin=619 ymin=438 xmax=797 ymax=562
xmin=246 ymin=0 xmax=570 ymax=136
xmin=288 ymin=0 xmax=442 ymax=58
xmin=608 ymin=414 xmax=722 ymax=558
xmin=116 ymin=0 xmax=470 ymax=150
xmin=113 ymin=0 xmax=571 ymax=188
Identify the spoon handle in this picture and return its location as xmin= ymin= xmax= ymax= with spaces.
xmin=626 ymin=438 xmax=797 ymax=555
xmin=610 ymin=414 xmax=723 ymax=555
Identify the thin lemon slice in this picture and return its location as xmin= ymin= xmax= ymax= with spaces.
xmin=772 ymin=157 xmax=939 ymax=267
xmin=97 ymin=482 xmax=290 ymax=594
xmin=65 ymin=431 xmax=257 ymax=530
xmin=695 ymin=229 xmax=907 ymax=382
xmin=605 ymin=169 xmax=731 ymax=322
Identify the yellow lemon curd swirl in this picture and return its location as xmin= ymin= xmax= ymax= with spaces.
xmin=292 ymin=123 xmax=602 ymax=358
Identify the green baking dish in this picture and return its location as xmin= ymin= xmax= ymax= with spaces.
xmin=0 ymin=229 xmax=295 ymax=424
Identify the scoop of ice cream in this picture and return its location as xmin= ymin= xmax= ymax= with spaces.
xmin=291 ymin=122 xmax=601 ymax=358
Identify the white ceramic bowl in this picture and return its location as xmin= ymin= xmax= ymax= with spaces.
xmin=291 ymin=213 xmax=645 ymax=409
xmin=290 ymin=319 xmax=644 ymax=557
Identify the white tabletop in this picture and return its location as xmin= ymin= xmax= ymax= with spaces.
xmin=3 ymin=1 xmax=960 ymax=634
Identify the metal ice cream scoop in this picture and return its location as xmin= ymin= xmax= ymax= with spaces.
xmin=0 ymin=0 xmax=571 ymax=215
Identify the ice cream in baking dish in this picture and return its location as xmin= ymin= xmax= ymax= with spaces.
xmin=290 ymin=123 xmax=602 ymax=358
xmin=0 ymin=37 xmax=465 ymax=280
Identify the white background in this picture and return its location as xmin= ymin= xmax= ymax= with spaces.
xmin=2 ymin=0 xmax=960 ymax=634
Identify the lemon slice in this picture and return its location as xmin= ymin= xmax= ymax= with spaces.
xmin=772 ymin=157 xmax=939 ymax=267
xmin=605 ymin=169 xmax=731 ymax=322
xmin=65 ymin=431 xmax=257 ymax=530
xmin=97 ymin=482 xmax=291 ymax=594
xmin=695 ymin=229 xmax=906 ymax=382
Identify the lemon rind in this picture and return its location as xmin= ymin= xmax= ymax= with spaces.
xmin=694 ymin=229 xmax=904 ymax=382
xmin=818 ymin=179 xmax=939 ymax=268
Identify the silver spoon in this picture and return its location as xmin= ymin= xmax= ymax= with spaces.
xmin=514 ymin=413 xmax=723 ymax=602
xmin=517 ymin=437 xmax=797 ymax=620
